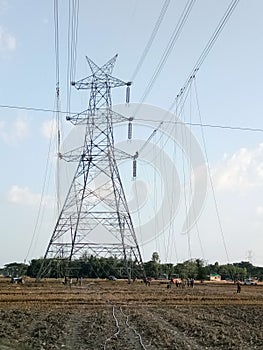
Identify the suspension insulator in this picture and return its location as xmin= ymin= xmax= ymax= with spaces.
xmin=133 ymin=158 xmax=137 ymax=178
xmin=58 ymin=129 xmax=61 ymax=145
xmin=128 ymin=121 xmax=132 ymax=139
xmin=126 ymin=82 xmax=132 ymax=104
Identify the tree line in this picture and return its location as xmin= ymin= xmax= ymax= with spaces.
xmin=1 ymin=252 xmax=263 ymax=281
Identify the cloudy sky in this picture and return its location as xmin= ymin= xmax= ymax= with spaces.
xmin=1 ymin=0 xmax=263 ymax=267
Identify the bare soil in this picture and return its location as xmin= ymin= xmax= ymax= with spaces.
xmin=0 ymin=278 xmax=262 ymax=349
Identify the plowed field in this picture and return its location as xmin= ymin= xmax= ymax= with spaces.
xmin=0 ymin=278 xmax=262 ymax=349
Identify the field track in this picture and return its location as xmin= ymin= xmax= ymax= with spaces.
xmin=0 ymin=278 xmax=262 ymax=349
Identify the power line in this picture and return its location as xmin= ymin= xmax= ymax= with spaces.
xmin=134 ymin=0 xmax=241 ymax=153
xmin=194 ymin=79 xmax=230 ymax=263
xmin=25 ymin=0 xmax=62 ymax=262
xmin=138 ymin=0 xmax=196 ymax=106
xmin=54 ymin=0 xmax=62 ymax=214
xmin=54 ymin=0 xmax=60 ymax=90
xmin=25 ymin=115 xmax=56 ymax=262
xmin=67 ymin=0 xmax=79 ymax=115
xmin=130 ymin=0 xmax=171 ymax=81
xmin=172 ymin=0 xmax=240 ymax=108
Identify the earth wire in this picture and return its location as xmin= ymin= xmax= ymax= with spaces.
xmin=1 ymin=104 xmax=262 ymax=133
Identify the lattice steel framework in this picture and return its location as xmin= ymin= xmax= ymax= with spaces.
xmin=42 ymin=55 xmax=144 ymax=279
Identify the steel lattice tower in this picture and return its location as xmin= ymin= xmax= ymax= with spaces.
xmin=42 ymin=55 xmax=144 ymax=280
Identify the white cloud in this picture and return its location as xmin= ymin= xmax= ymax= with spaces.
xmin=256 ymin=206 xmax=263 ymax=217
xmin=14 ymin=118 xmax=28 ymax=139
xmin=0 ymin=26 xmax=16 ymax=52
xmin=0 ymin=118 xmax=28 ymax=143
xmin=0 ymin=1 xmax=8 ymax=14
xmin=7 ymin=185 xmax=54 ymax=208
xmin=0 ymin=117 xmax=29 ymax=144
xmin=213 ymin=144 xmax=263 ymax=191
xmin=41 ymin=119 xmax=56 ymax=139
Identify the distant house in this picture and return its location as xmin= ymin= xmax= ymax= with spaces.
xmin=210 ymin=273 xmax=221 ymax=281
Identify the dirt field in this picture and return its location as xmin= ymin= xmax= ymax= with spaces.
xmin=0 ymin=278 xmax=262 ymax=350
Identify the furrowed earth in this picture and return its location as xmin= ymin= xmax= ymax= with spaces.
xmin=0 ymin=278 xmax=262 ymax=349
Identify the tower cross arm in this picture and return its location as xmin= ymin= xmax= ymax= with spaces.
xmin=106 ymin=74 xmax=128 ymax=88
xmin=114 ymin=147 xmax=134 ymax=161
xmin=72 ymin=74 xmax=129 ymax=90
xmin=71 ymin=75 xmax=94 ymax=90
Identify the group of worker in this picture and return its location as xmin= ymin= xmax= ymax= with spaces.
xmin=167 ymin=277 xmax=195 ymax=289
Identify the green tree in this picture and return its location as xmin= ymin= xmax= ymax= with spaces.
xmin=151 ymin=252 xmax=160 ymax=263
xmin=175 ymin=260 xmax=198 ymax=279
xmin=4 ymin=262 xmax=28 ymax=277
xmin=161 ymin=263 xmax=174 ymax=279
xmin=195 ymin=259 xmax=208 ymax=281
xmin=143 ymin=252 xmax=161 ymax=278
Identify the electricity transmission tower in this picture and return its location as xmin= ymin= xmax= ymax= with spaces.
xmin=41 ymin=55 xmax=144 ymax=280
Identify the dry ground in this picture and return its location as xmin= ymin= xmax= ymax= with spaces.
xmin=0 ymin=278 xmax=262 ymax=349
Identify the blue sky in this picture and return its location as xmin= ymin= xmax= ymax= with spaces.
xmin=1 ymin=0 xmax=263 ymax=267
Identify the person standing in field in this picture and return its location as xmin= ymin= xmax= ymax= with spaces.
xmin=236 ymin=281 xmax=241 ymax=293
